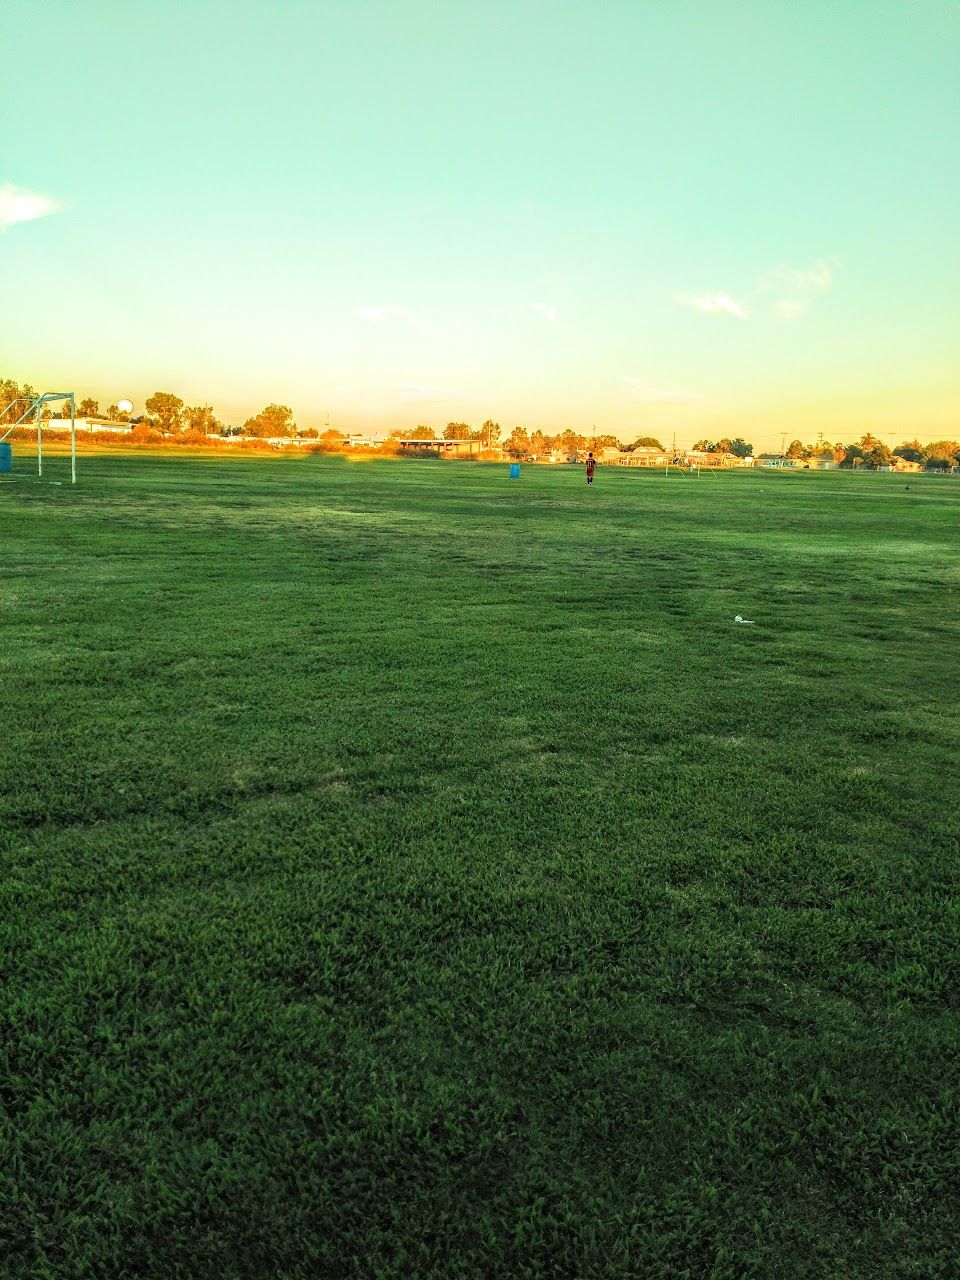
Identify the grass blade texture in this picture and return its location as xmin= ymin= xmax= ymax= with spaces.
xmin=2 ymin=456 xmax=958 ymax=1278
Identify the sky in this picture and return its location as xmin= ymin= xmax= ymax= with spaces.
xmin=2 ymin=0 xmax=959 ymax=448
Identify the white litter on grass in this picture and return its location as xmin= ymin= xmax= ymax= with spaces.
xmin=734 ymin=614 xmax=755 ymax=625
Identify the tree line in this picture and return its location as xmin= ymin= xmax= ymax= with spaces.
xmin=778 ymin=434 xmax=960 ymax=469
xmin=691 ymin=437 xmax=755 ymax=457
xmin=0 ymin=381 xmax=672 ymax=456
xmin=396 ymin=422 xmax=626 ymax=457
xmin=0 ymin=379 xmax=290 ymax=440
xmin=400 ymin=425 xmax=724 ymax=459
xmin=3 ymin=376 xmax=956 ymax=466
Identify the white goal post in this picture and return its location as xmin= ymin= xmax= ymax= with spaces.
xmin=0 ymin=392 xmax=77 ymax=484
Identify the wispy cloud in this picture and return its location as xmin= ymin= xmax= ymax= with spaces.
xmin=0 ymin=183 xmax=61 ymax=231
xmin=676 ymin=292 xmax=747 ymax=320
xmin=622 ymin=376 xmax=700 ymax=404
xmin=529 ymin=301 xmax=559 ymax=324
xmin=358 ymin=304 xmax=414 ymax=323
xmin=759 ymin=259 xmax=835 ymax=320
xmin=395 ymin=382 xmax=438 ymax=403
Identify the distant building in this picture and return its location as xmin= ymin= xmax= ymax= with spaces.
xmin=617 ymin=447 xmax=671 ymax=467
xmin=253 ymin=433 xmax=383 ymax=449
xmin=396 ymin=438 xmax=482 ymax=456
xmin=891 ymin=455 xmax=922 ymax=473
xmin=37 ymin=417 xmax=132 ymax=435
xmin=685 ymin=450 xmax=744 ymax=468
xmin=615 ymin=448 xmax=753 ymax=469
xmin=807 ymin=457 xmax=838 ymax=470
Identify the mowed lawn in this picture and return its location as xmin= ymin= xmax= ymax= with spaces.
xmin=2 ymin=454 xmax=958 ymax=1279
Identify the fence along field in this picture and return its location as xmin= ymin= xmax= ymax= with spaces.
xmin=2 ymin=454 xmax=958 ymax=1278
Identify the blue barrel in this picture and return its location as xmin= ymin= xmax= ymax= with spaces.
xmin=509 ymin=463 xmax=520 ymax=479
xmin=0 ymin=442 xmax=11 ymax=474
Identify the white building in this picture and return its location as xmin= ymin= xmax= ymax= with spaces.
xmin=397 ymin=438 xmax=483 ymax=456
xmin=891 ymin=455 xmax=922 ymax=473
xmin=39 ymin=417 xmax=132 ymax=435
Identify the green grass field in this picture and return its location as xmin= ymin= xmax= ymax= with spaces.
xmin=2 ymin=454 xmax=958 ymax=1278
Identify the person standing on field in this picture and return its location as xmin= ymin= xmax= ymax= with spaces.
xmin=585 ymin=451 xmax=597 ymax=485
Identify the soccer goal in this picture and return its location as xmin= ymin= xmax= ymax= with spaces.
xmin=0 ymin=392 xmax=78 ymax=484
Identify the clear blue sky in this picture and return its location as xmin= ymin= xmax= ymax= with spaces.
xmin=2 ymin=0 xmax=958 ymax=446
